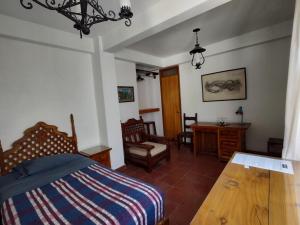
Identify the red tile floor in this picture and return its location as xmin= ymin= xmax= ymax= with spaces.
xmin=119 ymin=143 xmax=226 ymax=225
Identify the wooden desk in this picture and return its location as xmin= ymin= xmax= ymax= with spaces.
xmin=191 ymin=153 xmax=300 ymax=225
xmin=191 ymin=122 xmax=251 ymax=160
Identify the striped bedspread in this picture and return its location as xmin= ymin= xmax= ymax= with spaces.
xmin=1 ymin=164 xmax=164 ymax=225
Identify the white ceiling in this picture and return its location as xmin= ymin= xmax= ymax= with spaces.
xmin=0 ymin=0 xmax=161 ymax=36
xmin=136 ymin=64 xmax=159 ymax=72
xmin=0 ymin=0 xmax=295 ymax=57
xmin=128 ymin=0 xmax=295 ymax=57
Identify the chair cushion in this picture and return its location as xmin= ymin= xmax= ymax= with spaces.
xmin=128 ymin=141 xmax=167 ymax=157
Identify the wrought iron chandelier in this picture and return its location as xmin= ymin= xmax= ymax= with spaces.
xmin=190 ymin=28 xmax=206 ymax=70
xmin=20 ymin=0 xmax=133 ymax=38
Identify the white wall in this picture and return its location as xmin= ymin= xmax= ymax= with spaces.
xmin=137 ymin=77 xmax=164 ymax=136
xmin=0 ymin=15 xmax=126 ymax=170
xmin=115 ymin=60 xmax=165 ymax=136
xmin=0 ymin=35 xmax=100 ymax=150
xmin=115 ymin=60 xmax=140 ymax=122
xmin=134 ymin=38 xmax=290 ymax=151
xmin=179 ymin=37 xmax=291 ymax=151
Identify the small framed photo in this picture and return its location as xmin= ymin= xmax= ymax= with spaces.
xmin=118 ymin=86 xmax=135 ymax=103
xmin=201 ymin=68 xmax=247 ymax=102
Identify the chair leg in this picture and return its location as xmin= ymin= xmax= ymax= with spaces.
xmin=146 ymin=165 xmax=153 ymax=173
xmin=124 ymin=155 xmax=129 ymax=165
xmin=177 ymin=135 xmax=181 ymax=150
xmin=146 ymin=156 xmax=153 ymax=173
xmin=167 ymin=149 xmax=171 ymax=161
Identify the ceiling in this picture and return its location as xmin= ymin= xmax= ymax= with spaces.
xmin=0 ymin=0 xmax=295 ymax=57
xmin=128 ymin=0 xmax=295 ymax=57
xmin=136 ymin=64 xmax=159 ymax=72
xmin=0 ymin=0 xmax=161 ymax=36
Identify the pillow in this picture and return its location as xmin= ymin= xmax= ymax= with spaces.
xmin=0 ymin=170 xmax=21 ymax=185
xmin=12 ymin=165 xmax=28 ymax=179
xmin=14 ymin=153 xmax=83 ymax=176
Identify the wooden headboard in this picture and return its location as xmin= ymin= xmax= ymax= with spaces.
xmin=0 ymin=114 xmax=78 ymax=176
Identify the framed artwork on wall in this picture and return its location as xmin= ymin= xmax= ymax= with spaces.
xmin=201 ymin=68 xmax=247 ymax=102
xmin=118 ymin=86 xmax=135 ymax=103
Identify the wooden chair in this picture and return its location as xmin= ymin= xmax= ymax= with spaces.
xmin=121 ymin=118 xmax=170 ymax=172
xmin=177 ymin=113 xmax=198 ymax=150
xmin=268 ymin=138 xmax=283 ymax=158
xmin=140 ymin=116 xmax=157 ymax=136
xmin=143 ymin=121 xmax=157 ymax=135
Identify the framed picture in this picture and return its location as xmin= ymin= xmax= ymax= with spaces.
xmin=201 ymin=68 xmax=247 ymax=102
xmin=118 ymin=86 xmax=135 ymax=103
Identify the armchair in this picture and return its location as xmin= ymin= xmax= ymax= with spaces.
xmin=121 ymin=118 xmax=170 ymax=172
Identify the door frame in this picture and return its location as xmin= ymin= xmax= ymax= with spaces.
xmin=159 ymin=65 xmax=183 ymax=139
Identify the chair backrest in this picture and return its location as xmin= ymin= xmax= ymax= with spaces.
xmin=140 ymin=116 xmax=157 ymax=136
xmin=183 ymin=113 xmax=198 ymax=132
xmin=121 ymin=118 xmax=146 ymax=143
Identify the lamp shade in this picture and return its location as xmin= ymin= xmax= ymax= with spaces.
xmin=236 ymin=106 xmax=244 ymax=115
xmin=190 ymin=28 xmax=206 ymax=70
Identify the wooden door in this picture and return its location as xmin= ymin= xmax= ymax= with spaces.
xmin=160 ymin=66 xmax=182 ymax=140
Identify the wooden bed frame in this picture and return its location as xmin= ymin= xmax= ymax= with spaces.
xmin=0 ymin=114 xmax=78 ymax=176
xmin=0 ymin=115 xmax=169 ymax=225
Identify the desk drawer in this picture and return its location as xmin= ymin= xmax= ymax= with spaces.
xmin=195 ymin=127 xmax=218 ymax=133
xmin=219 ymin=147 xmax=238 ymax=160
xmin=219 ymin=129 xmax=239 ymax=139
xmin=91 ymin=152 xmax=110 ymax=166
xmin=220 ymin=140 xmax=239 ymax=149
xmin=219 ymin=138 xmax=240 ymax=160
xmin=91 ymin=152 xmax=108 ymax=161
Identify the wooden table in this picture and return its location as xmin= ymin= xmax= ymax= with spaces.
xmin=80 ymin=145 xmax=111 ymax=168
xmin=191 ymin=153 xmax=300 ymax=225
xmin=191 ymin=122 xmax=251 ymax=161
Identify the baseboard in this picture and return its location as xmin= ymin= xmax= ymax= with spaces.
xmin=115 ymin=165 xmax=127 ymax=171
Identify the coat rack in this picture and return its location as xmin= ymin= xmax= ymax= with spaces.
xmin=136 ymin=69 xmax=159 ymax=81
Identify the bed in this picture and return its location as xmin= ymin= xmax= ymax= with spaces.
xmin=0 ymin=115 xmax=168 ymax=225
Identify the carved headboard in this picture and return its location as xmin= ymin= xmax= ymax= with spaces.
xmin=0 ymin=114 xmax=78 ymax=176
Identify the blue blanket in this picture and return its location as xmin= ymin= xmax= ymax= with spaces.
xmin=0 ymin=155 xmax=164 ymax=225
xmin=0 ymin=155 xmax=93 ymax=204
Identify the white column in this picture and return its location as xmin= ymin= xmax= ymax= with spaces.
xmin=92 ymin=37 xmax=125 ymax=169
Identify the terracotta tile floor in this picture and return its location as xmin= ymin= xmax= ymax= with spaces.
xmin=119 ymin=143 xmax=226 ymax=225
